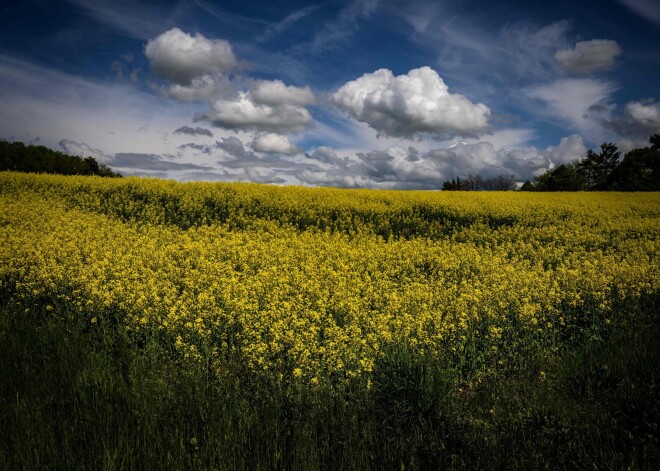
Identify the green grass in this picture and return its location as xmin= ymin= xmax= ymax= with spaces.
xmin=1 ymin=297 xmax=658 ymax=470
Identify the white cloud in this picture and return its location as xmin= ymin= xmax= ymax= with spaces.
xmin=59 ymin=139 xmax=114 ymax=164
xmin=307 ymin=146 xmax=348 ymax=166
xmin=625 ymin=100 xmax=660 ymax=130
xmin=555 ymin=40 xmax=622 ymax=74
xmin=296 ymin=135 xmax=587 ymax=188
xmin=244 ymin=167 xmax=287 ymax=184
xmin=0 ymin=55 xmax=206 ymax=157
xmin=296 ymin=169 xmax=361 ymax=187
xmin=526 ymin=78 xmax=617 ymax=142
xmin=463 ymin=128 xmax=537 ymax=150
xmin=162 ymin=75 xmax=223 ymax=101
xmin=545 ymin=134 xmax=588 ymax=165
xmin=251 ymin=133 xmax=301 ymax=154
xmin=199 ymin=90 xmax=313 ymax=133
xmin=601 ymin=99 xmax=660 ymax=139
xmin=332 ymin=67 xmax=490 ymax=139
xmin=250 ymin=79 xmax=315 ymax=107
xmin=143 ymin=29 xmax=318 ymax=131
xmin=145 ymin=28 xmax=237 ymax=85
xmin=616 ymin=138 xmax=650 ymax=155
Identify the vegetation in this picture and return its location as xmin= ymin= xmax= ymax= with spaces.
xmin=0 ymin=172 xmax=658 ymax=469
xmin=0 ymin=140 xmax=121 ymax=177
xmin=524 ymin=135 xmax=660 ymax=192
xmin=532 ymin=162 xmax=586 ymax=192
xmin=442 ymin=174 xmax=516 ymax=191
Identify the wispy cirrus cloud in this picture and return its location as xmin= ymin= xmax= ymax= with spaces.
xmin=617 ymin=0 xmax=660 ymax=26
xmin=525 ymin=78 xmax=617 ymax=143
xmin=291 ymin=0 xmax=378 ymax=54
xmin=63 ymin=0 xmax=187 ymax=39
xmin=257 ymin=4 xmax=324 ymax=42
xmin=0 ymin=54 xmax=203 ymax=156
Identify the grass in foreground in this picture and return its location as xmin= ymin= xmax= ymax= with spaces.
xmin=1 ymin=298 xmax=658 ymax=470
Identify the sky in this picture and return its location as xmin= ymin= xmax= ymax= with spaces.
xmin=1 ymin=0 xmax=659 ymax=188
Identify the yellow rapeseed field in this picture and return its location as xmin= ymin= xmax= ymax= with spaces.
xmin=1 ymin=172 xmax=658 ymax=387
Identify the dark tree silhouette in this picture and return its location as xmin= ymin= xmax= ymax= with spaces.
xmin=520 ymin=180 xmax=535 ymax=191
xmin=577 ymin=142 xmax=620 ymax=190
xmin=533 ymin=162 xmax=586 ymax=191
xmin=528 ymin=135 xmax=659 ymax=191
xmin=442 ymin=174 xmax=516 ymax=191
xmin=0 ymin=141 xmax=121 ymax=177
xmin=608 ymin=135 xmax=660 ymax=191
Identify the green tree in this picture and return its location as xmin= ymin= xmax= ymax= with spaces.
xmin=578 ymin=142 xmax=620 ymax=190
xmin=520 ymin=180 xmax=535 ymax=191
xmin=534 ymin=162 xmax=586 ymax=191
xmin=608 ymin=135 xmax=660 ymax=191
xmin=0 ymin=141 xmax=121 ymax=177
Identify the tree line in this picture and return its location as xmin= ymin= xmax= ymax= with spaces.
xmin=524 ymin=135 xmax=659 ymax=191
xmin=0 ymin=141 xmax=121 ymax=178
xmin=443 ymin=135 xmax=659 ymax=192
xmin=442 ymin=174 xmax=517 ymax=191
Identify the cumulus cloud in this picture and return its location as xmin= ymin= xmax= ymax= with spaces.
xmin=604 ymin=99 xmax=660 ymax=139
xmin=198 ymin=89 xmax=314 ymax=133
xmin=144 ymin=28 xmax=238 ymax=103
xmin=616 ymin=138 xmax=650 ymax=155
xmin=296 ymin=136 xmax=587 ymax=188
xmin=251 ymin=133 xmax=301 ymax=154
xmin=250 ymin=79 xmax=315 ymax=106
xmin=625 ymin=100 xmax=660 ymax=131
xmin=161 ymin=75 xmax=222 ymax=101
xmin=244 ymin=167 xmax=287 ymax=184
xmin=215 ymin=136 xmax=253 ymax=159
xmin=145 ymin=28 xmax=237 ymax=85
xmin=356 ymin=146 xmax=444 ymax=185
xmin=555 ymin=40 xmax=622 ymax=74
xmin=332 ymin=67 xmax=490 ymax=139
xmin=143 ymin=29 xmax=317 ymax=131
xmin=544 ymin=134 xmax=588 ymax=165
xmin=173 ymin=126 xmax=213 ymax=137
xmin=307 ymin=146 xmax=348 ymax=166
xmin=59 ymin=139 xmax=113 ymax=164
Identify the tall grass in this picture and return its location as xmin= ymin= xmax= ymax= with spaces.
xmin=1 ymin=295 xmax=658 ymax=469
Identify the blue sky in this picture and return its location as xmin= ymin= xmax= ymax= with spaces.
xmin=1 ymin=0 xmax=659 ymax=187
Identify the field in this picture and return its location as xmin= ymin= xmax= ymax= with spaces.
xmin=1 ymin=171 xmax=659 ymax=469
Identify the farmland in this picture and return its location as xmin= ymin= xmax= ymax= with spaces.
xmin=1 ymin=172 xmax=659 ymax=469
